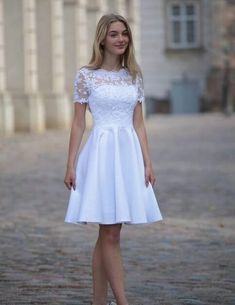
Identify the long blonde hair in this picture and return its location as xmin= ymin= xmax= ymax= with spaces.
xmin=86 ymin=14 xmax=141 ymax=80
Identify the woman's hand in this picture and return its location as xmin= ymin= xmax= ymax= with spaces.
xmin=64 ymin=167 xmax=76 ymax=190
xmin=144 ymin=165 xmax=156 ymax=187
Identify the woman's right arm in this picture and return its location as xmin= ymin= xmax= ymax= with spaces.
xmin=64 ymin=102 xmax=87 ymax=190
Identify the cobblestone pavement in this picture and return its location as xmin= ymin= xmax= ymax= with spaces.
xmin=0 ymin=113 xmax=235 ymax=305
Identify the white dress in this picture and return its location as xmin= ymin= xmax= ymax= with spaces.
xmin=64 ymin=67 xmax=163 ymax=225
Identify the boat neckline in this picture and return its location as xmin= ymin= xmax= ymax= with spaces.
xmin=97 ymin=67 xmax=126 ymax=73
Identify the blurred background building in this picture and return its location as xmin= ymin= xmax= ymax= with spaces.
xmin=0 ymin=0 xmax=140 ymax=136
xmin=141 ymin=0 xmax=235 ymax=116
xmin=0 ymin=0 xmax=234 ymax=136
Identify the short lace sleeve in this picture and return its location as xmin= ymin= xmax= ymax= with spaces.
xmin=73 ymin=68 xmax=89 ymax=104
xmin=136 ymin=73 xmax=145 ymax=103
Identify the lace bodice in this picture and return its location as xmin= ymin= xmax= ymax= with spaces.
xmin=73 ymin=67 xmax=144 ymax=128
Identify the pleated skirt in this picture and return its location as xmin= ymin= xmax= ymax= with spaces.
xmin=64 ymin=125 xmax=163 ymax=225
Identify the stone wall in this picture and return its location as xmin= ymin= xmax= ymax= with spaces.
xmin=0 ymin=0 xmax=140 ymax=136
xmin=139 ymin=0 xmax=235 ymax=113
xmin=140 ymin=0 xmax=210 ymax=101
xmin=205 ymin=0 xmax=235 ymax=112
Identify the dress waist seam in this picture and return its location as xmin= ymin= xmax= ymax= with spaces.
xmin=92 ymin=124 xmax=134 ymax=130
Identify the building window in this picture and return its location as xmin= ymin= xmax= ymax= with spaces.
xmin=166 ymin=0 xmax=201 ymax=49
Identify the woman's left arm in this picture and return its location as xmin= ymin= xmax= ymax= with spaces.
xmin=133 ymin=102 xmax=156 ymax=187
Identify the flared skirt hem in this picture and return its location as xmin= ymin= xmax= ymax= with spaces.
xmin=64 ymin=217 xmax=163 ymax=225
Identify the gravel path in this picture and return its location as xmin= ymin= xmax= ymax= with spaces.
xmin=0 ymin=113 xmax=234 ymax=305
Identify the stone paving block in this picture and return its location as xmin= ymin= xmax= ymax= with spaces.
xmin=0 ymin=114 xmax=235 ymax=305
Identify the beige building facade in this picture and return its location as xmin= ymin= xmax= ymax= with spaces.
xmin=0 ymin=0 xmax=140 ymax=136
xmin=140 ymin=0 xmax=235 ymax=114
xmin=2 ymin=0 xmax=234 ymax=136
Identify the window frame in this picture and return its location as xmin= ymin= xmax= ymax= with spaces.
xmin=165 ymin=0 xmax=202 ymax=50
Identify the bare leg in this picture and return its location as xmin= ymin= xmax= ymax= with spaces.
xmin=99 ymin=224 xmax=129 ymax=305
xmin=92 ymin=236 xmax=108 ymax=305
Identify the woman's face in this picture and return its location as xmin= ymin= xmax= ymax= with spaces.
xmin=102 ymin=21 xmax=129 ymax=56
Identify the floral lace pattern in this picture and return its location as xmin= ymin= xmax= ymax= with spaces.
xmin=73 ymin=67 xmax=145 ymax=127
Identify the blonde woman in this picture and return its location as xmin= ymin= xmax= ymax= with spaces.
xmin=64 ymin=14 xmax=163 ymax=305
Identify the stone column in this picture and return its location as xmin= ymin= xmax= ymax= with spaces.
xmin=23 ymin=0 xmax=45 ymax=133
xmin=74 ymin=0 xmax=93 ymax=127
xmin=84 ymin=0 xmax=109 ymax=127
xmin=86 ymin=0 xmax=107 ymax=50
xmin=75 ymin=0 xmax=88 ymax=69
xmin=98 ymin=0 xmax=107 ymax=15
xmin=0 ymin=0 xmax=14 ymax=136
xmin=127 ymin=0 xmax=140 ymax=63
xmin=115 ymin=0 xmax=126 ymax=15
xmin=48 ymin=0 xmax=71 ymax=129
xmin=3 ymin=0 xmax=45 ymax=133
xmin=127 ymin=0 xmax=145 ymax=116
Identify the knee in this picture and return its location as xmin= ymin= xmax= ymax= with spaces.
xmin=99 ymin=225 xmax=121 ymax=245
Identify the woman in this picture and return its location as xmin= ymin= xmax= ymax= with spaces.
xmin=64 ymin=13 xmax=163 ymax=305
